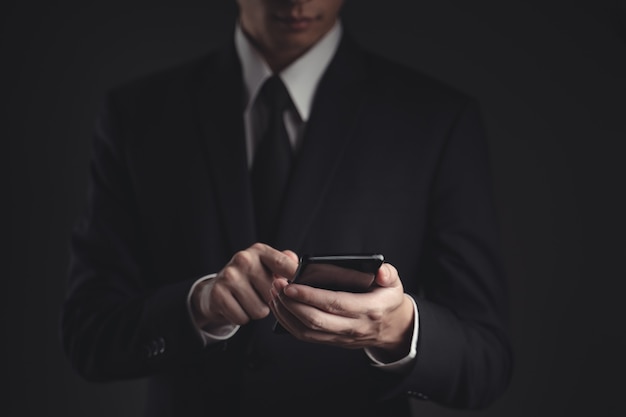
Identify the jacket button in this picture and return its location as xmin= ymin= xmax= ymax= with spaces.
xmin=156 ymin=337 xmax=166 ymax=355
xmin=145 ymin=337 xmax=166 ymax=358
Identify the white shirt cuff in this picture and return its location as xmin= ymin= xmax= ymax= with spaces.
xmin=187 ymin=274 xmax=240 ymax=346
xmin=364 ymin=294 xmax=419 ymax=373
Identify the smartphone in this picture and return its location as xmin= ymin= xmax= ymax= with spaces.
xmin=273 ymin=253 xmax=384 ymax=334
xmin=290 ymin=253 xmax=385 ymax=292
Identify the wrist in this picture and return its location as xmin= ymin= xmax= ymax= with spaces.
xmin=190 ymin=279 xmax=212 ymax=329
xmin=371 ymin=294 xmax=415 ymax=362
xmin=190 ymin=278 xmax=231 ymax=330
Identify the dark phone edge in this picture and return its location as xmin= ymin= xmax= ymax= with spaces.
xmin=290 ymin=253 xmax=384 ymax=283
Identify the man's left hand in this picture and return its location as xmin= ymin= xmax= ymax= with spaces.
xmin=269 ymin=262 xmax=415 ymax=362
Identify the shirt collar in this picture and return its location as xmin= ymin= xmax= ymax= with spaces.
xmin=235 ymin=21 xmax=342 ymax=122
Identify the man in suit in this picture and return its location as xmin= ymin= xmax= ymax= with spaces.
xmin=61 ymin=1 xmax=513 ymax=416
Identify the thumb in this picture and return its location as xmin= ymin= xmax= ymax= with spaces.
xmin=375 ymin=263 xmax=401 ymax=288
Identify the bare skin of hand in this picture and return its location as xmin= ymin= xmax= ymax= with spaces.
xmin=269 ymin=262 xmax=415 ymax=362
xmin=191 ymin=243 xmax=299 ymax=329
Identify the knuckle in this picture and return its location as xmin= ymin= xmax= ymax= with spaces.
xmin=346 ymin=326 xmax=366 ymax=339
xmin=273 ymin=254 xmax=286 ymax=269
xmin=220 ymin=265 xmax=239 ymax=284
xmin=250 ymin=242 xmax=266 ymax=252
xmin=250 ymin=305 xmax=270 ymax=320
xmin=304 ymin=312 xmax=325 ymax=331
xmin=299 ymin=329 xmax=319 ymax=343
xmin=367 ymin=308 xmax=384 ymax=322
xmin=327 ymin=297 xmax=345 ymax=314
xmin=231 ymin=250 xmax=254 ymax=270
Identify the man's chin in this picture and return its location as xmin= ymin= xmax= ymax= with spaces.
xmin=271 ymin=33 xmax=320 ymax=53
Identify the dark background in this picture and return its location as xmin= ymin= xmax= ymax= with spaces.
xmin=5 ymin=0 xmax=626 ymax=416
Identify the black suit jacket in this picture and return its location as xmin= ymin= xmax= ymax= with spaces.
xmin=62 ymin=33 xmax=512 ymax=417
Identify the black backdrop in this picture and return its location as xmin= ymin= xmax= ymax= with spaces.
xmin=5 ymin=1 xmax=626 ymax=416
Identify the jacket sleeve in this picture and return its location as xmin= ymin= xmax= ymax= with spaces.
xmin=379 ymin=99 xmax=513 ymax=409
xmin=60 ymin=93 xmax=211 ymax=382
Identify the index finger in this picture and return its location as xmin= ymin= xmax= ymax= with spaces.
xmin=254 ymin=243 xmax=299 ymax=279
xmin=281 ymin=284 xmax=363 ymax=318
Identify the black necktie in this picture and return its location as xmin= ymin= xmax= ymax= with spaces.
xmin=251 ymin=75 xmax=293 ymax=244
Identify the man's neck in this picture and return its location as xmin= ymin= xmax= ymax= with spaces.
xmin=239 ymin=22 xmax=338 ymax=73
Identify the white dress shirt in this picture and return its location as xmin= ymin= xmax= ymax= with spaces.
xmin=238 ymin=19 xmax=342 ymax=166
xmin=187 ymin=21 xmax=419 ymax=372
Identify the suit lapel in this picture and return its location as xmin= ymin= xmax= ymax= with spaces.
xmin=195 ymin=44 xmax=256 ymax=253
xmin=275 ymin=37 xmax=370 ymax=251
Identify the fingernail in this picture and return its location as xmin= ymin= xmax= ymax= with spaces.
xmin=284 ymin=285 xmax=297 ymax=297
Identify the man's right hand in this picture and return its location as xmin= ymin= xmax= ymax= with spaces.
xmin=190 ymin=243 xmax=299 ymax=329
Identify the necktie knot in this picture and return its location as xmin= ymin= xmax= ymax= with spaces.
xmin=259 ymin=75 xmax=292 ymax=114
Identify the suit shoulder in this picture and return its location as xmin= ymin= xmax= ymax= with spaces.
xmin=358 ymin=47 xmax=475 ymax=108
xmin=104 ymin=46 xmax=227 ymax=109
